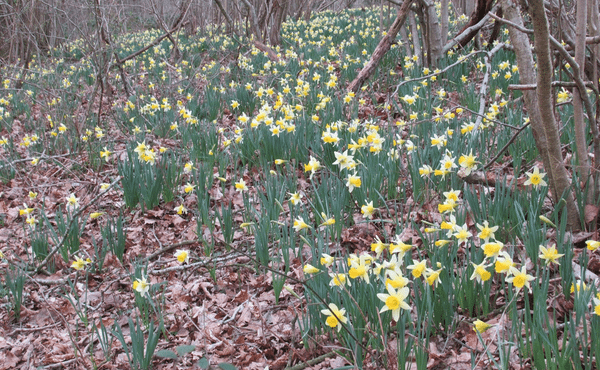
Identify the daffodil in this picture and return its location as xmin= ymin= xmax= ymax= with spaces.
xmin=453 ymin=224 xmax=471 ymax=244
xmin=385 ymin=269 xmax=409 ymax=289
xmin=538 ymin=244 xmax=564 ymax=265
xmin=133 ymin=276 xmax=150 ymax=295
xmin=346 ymin=173 xmax=362 ymax=193
xmin=424 ymin=268 xmax=443 ymax=287
xmin=175 ymin=204 xmax=187 ymax=215
xmin=506 ymin=266 xmax=535 ymax=292
xmin=370 ymin=236 xmax=388 ymax=258
xmin=174 ymin=249 xmax=190 ymax=264
xmin=66 ymin=193 xmax=79 ymax=209
xmin=320 ymin=253 xmax=335 ymax=267
xmin=586 ymin=240 xmax=600 ymax=251
xmin=71 ymin=257 xmax=91 ymax=270
xmin=304 ymin=156 xmax=321 ymax=179
xmin=482 ymin=241 xmax=504 ymax=260
xmin=470 ymin=261 xmax=492 ymax=283
xmin=329 ymin=272 xmax=350 ymax=287
xmin=377 ymin=286 xmax=411 ymax=321
xmin=303 ymin=264 xmax=320 ymax=274
xmin=183 ymin=183 xmax=195 ymax=193
xmin=570 ymin=279 xmax=588 ymax=295
xmin=389 ymin=236 xmax=412 ymax=257
xmin=407 ymin=259 xmax=427 ymax=278
xmin=235 ymin=179 xmax=248 ymax=192
xmin=593 ymin=293 xmax=600 ymax=316
xmin=293 ymin=216 xmax=311 ymax=231
xmin=524 ymin=167 xmax=547 ymax=188
xmin=476 ymin=221 xmax=498 ymax=242
xmin=288 ymin=192 xmax=303 ymax=205
xmin=473 ymin=319 xmax=492 ymax=334
xmin=361 ymin=201 xmax=375 ymax=219
xmin=100 ymin=147 xmax=111 ymax=161
xmin=321 ymin=303 xmax=348 ymax=332
xmin=318 ymin=213 xmax=335 ymax=227
xmin=90 ymin=212 xmax=104 ymax=219
xmin=458 ymin=151 xmax=478 ymax=176
xmin=19 ymin=204 xmax=34 ymax=216
xmin=495 ymin=252 xmax=515 ymax=274
xmin=26 ymin=215 xmax=38 ymax=227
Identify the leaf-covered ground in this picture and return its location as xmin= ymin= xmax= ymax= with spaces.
xmin=2 ymin=4 xmax=600 ymax=370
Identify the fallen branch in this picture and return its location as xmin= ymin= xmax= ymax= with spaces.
xmin=347 ymin=0 xmax=414 ymax=92
xmin=148 ymin=252 xmax=242 ymax=275
xmin=508 ymin=81 xmax=594 ymax=90
xmin=442 ymin=4 xmax=500 ymax=54
xmin=284 ymin=351 xmax=336 ymax=370
xmin=252 ymin=40 xmax=280 ymax=62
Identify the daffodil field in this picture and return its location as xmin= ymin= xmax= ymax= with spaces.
xmin=2 ymin=3 xmax=600 ymax=369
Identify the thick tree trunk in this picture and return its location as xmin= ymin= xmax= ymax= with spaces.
xmin=347 ymin=0 xmax=414 ymax=92
xmin=530 ymin=0 xmax=581 ymax=230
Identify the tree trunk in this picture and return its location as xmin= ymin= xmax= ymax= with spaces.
xmin=530 ymin=0 xmax=581 ymax=230
xmin=573 ymin=0 xmax=592 ymax=202
xmin=423 ymin=0 xmax=443 ymax=65
xmin=347 ymin=0 xmax=414 ymax=92
xmin=441 ymin=0 xmax=449 ymax=45
xmin=409 ymin=11 xmax=422 ymax=62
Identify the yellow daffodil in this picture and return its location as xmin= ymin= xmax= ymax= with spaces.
xmin=538 ymin=244 xmax=564 ymax=265
xmin=321 ymin=303 xmax=348 ymax=332
xmin=174 ymin=249 xmax=189 ymax=264
xmin=377 ymin=286 xmax=411 ymax=321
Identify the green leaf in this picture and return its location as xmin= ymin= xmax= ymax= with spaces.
xmin=176 ymin=344 xmax=196 ymax=356
xmin=155 ymin=349 xmax=178 ymax=359
xmin=218 ymin=363 xmax=238 ymax=370
xmin=197 ymin=357 xmax=209 ymax=369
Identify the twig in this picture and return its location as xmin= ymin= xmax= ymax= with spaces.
xmin=8 ymin=323 xmax=61 ymax=336
xmin=508 ymin=80 xmax=594 ymax=90
xmin=33 ymin=176 xmax=122 ymax=274
xmin=148 ymin=252 xmax=241 ymax=275
xmin=483 ymin=120 xmax=531 ymax=169
xmin=0 ymin=152 xmax=71 ymax=171
xmin=442 ymin=4 xmax=500 ymax=54
xmin=142 ymin=239 xmax=197 ymax=262
xmin=391 ymin=50 xmax=484 ymax=98
xmin=489 ymin=11 xmax=533 ymax=34
xmin=284 ymin=351 xmax=337 ymax=370
xmin=474 ymin=42 xmax=506 ymax=131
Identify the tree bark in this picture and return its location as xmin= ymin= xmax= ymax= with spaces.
xmin=529 ymin=0 xmax=581 ymax=230
xmin=347 ymin=0 xmax=414 ymax=92
xmin=455 ymin=0 xmax=495 ymax=49
xmin=441 ymin=0 xmax=449 ymax=45
xmin=573 ymin=0 xmax=592 ymax=202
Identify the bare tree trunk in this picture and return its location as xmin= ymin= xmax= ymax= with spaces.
xmin=573 ymin=0 xmax=592 ymax=202
xmin=348 ymin=0 xmax=414 ymax=92
xmin=400 ymin=26 xmax=413 ymax=57
xmin=409 ymin=11 xmax=421 ymax=62
xmin=441 ymin=0 xmax=449 ymax=45
xmin=530 ymin=0 xmax=581 ymax=230
xmin=422 ymin=0 xmax=442 ymax=65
